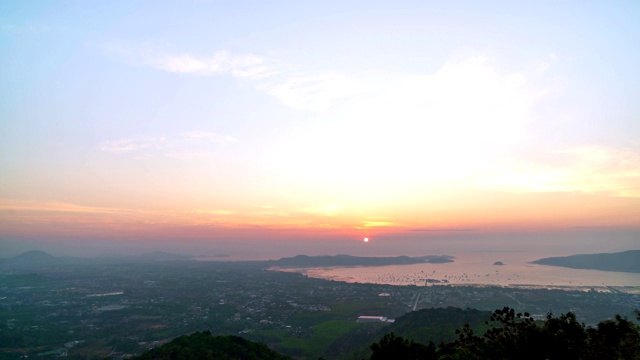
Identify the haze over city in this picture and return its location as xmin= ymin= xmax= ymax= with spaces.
xmin=1 ymin=1 xmax=639 ymax=258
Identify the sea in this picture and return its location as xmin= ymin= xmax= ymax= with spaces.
xmin=273 ymin=252 xmax=640 ymax=294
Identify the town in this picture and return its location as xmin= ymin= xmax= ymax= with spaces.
xmin=1 ymin=255 xmax=639 ymax=359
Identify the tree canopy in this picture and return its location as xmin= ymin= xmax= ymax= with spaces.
xmin=371 ymin=307 xmax=640 ymax=360
xmin=134 ymin=332 xmax=292 ymax=360
xmin=132 ymin=308 xmax=640 ymax=360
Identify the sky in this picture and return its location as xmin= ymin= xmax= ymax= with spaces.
xmin=1 ymin=1 xmax=639 ymax=258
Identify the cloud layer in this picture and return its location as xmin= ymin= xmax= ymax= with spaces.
xmin=99 ymin=136 xmax=165 ymax=153
xmin=101 ymin=44 xmax=640 ymax=200
xmin=99 ymin=131 xmax=237 ymax=158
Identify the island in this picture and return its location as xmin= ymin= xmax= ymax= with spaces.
xmin=532 ymin=250 xmax=640 ymax=273
xmin=267 ymin=254 xmax=454 ymax=267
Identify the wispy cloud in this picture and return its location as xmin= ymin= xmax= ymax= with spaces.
xmin=163 ymin=151 xmax=212 ymax=160
xmin=474 ymin=146 xmax=640 ymax=197
xmin=110 ymin=49 xmax=544 ymax=116
xmin=0 ymin=199 xmax=238 ymax=228
xmin=101 ymin=43 xmax=366 ymax=111
xmin=101 ymin=42 xmax=275 ymax=79
xmin=182 ymin=131 xmax=238 ymax=143
xmin=0 ymin=199 xmax=131 ymax=215
xmin=257 ymin=73 xmax=367 ymax=111
xmin=410 ymin=228 xmax=476 ymax=232
xmin=142 ymin=51 xmax=274 ymax=79
xmin=99 ymin=136 xmax=165 ymax=153
xmin=360 ymin=221 xmax=397 ymax=228
xmin=99 ymin=130 xmax=238 ymax=159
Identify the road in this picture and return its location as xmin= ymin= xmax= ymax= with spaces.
xmin=412 ymin=292 xmax=421 ymax=311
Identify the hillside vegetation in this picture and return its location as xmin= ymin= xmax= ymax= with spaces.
xmin=133 ymin=307 xmax=640 ymax=360
xmin=135 ymin=332 xmax=291 ymax=360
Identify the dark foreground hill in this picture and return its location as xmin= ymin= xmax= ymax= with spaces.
xmin=325 ymin=307 xmax=491 ymax=359
xmin=133 ymin=332 xmax=291 ymax=360
xmin=132 ymin=307 xmax=640 ymax=360
xmin=532 ymin=250 xmax=640 ymax=273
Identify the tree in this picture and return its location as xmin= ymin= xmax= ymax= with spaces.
xmin=540 ymin=312 xmax=586 ymax=359
xmin=482 ymin=307 xmax=539 ymax=359
xmin=370 ymin=333 xmax=437 ymax=360
xmin=587 ymin=315 xmax=640 ymax=360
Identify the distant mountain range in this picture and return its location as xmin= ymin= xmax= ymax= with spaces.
xmin=127 ymin=251 xmax=194 ymax=261
xmin=0 ymin=250 xmax=194 ymax=268
xmin=0 ymin=251 xmax=453 ymax=269
xmin=8 ymin=250 xmax=56 ymax=263
xmin=267 ymin=254 xmax=454 ymax=267
xmin=0 ymin=250 xmax=79 ymax=267
xmin=532 ymin=250 xmax=640 ymax=273
xmin=8 ymin=250 xmax=640 ymax=273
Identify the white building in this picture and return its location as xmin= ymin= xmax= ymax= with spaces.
xmin=356 ymin=316 xmax=387 ymax=323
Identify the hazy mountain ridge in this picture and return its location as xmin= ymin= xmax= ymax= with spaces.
xmin=125 ymin=251 xmax=194 ymax=261
xmin=0 ymin=251 xmax=453 ymax=271
xmin=532 ymin=250 xmax=640 ymax=273
xmin=1 ymin=250 xmax=194 ymax=261
xmin=8 ymin=250 xmax=55 ymax=262
xmin=0 ymin=250 xmax=81 ymax=266
xmin=0 ymin=250 xmax=194 ymax=270
xmin=268 ymin=254 xmax=454 ymax=267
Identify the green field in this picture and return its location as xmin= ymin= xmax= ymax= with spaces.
xmin=264 ymin=320 xmax=359 ymax=359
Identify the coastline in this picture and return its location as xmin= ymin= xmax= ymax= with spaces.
xmin=269 ymin=263 xmax=640 ymax=294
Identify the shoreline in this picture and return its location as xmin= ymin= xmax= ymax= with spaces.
xmin=269 ymin=266 xmax=640 ymax=294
